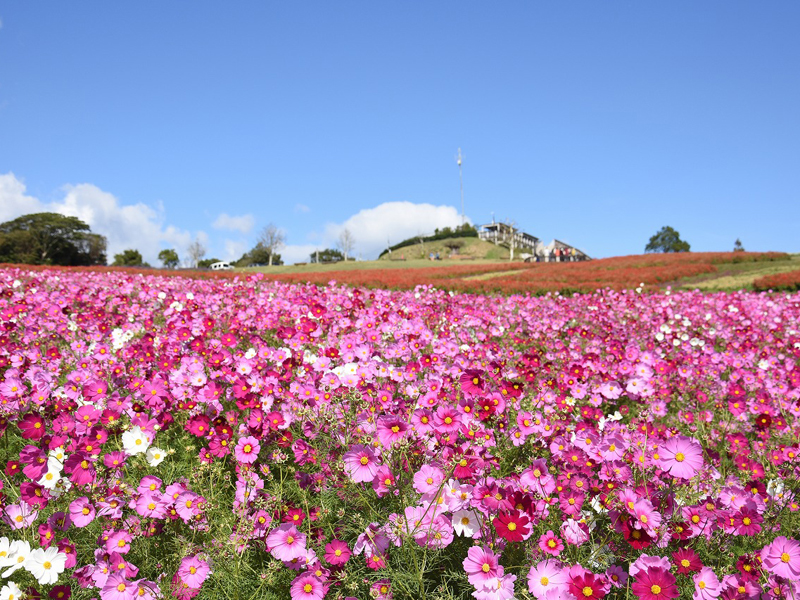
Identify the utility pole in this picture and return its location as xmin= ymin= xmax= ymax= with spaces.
xmin=456 ymin=148 xmax=464 ymax=226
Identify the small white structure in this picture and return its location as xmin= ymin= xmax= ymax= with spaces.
xmin=210 ymin=261 xmax=234 ymax=271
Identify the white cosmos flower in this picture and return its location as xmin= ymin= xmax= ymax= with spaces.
xmin=451 ymin=510 xmax=479 ymax=537
xmin=0 ymin=582 xmax=22 ymax=600
xmin=26 ymin=547 xmax=67 ymax=585
xmin=0 ymin=537 xmax=11 ymax=566
xmin=121 ymin=426 xmax=151 ymax=456
xmin=1 ymin=540 xmax=31 ymax=577
xmin=37 ymin=457 xmax=64 ymax=490
xmin=146 ymin=447 xmax=166 ymax=467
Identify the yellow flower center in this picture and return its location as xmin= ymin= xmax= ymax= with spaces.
xmin=360 ymin=456 xmax=369 ymax=465
xmin=482 ymin=563 xmax=491 ymax=573
xmin=583 ymin=586 xmax=593 ymax=597
xmin=651 ymin=584 xmax=661 ymax=594
xmin=781 ymin=552 xmax=791 ymax=563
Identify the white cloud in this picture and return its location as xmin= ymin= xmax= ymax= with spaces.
xmin=212 ymin=212 xmax=254 ymax=234
xmin=279 ymin=244 xmax=319 ymax=265
xmin=294 ymin=203 xmax=310 ymax=214
xmin=223 ymin=239 xmax=247 ymax=262
xmin=323 ymin=201 xmax=466 ymax=259
xmin=0 ymin=172 xmax=200 ymax=266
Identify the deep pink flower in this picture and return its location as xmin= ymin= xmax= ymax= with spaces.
xmin=538 ymin=530 xmax=564 ymax=556
xmin=632 ymin=567 xmax=679 ymax=600
xmin=324 ymin=539 xmax=351 ymax=566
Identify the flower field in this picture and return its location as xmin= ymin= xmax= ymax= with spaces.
xmin=0 ymin=267 xmax=798 ymax=600
xmin=754 ymin=270 xmax=800 ymax=293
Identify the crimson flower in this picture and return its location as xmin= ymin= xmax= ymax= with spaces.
xmin=493 ymin=510 xmax=530 ymax=542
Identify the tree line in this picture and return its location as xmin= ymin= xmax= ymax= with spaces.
xmin=0 ymin=213 xmax=360 ymax=269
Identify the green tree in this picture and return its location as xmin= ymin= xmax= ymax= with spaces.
xmin=309 ymin=248 xmax=344 ymax=263
xmin=645 ymin=226 xmax=691 ymax=253
xmin=733 ymin=238 xmax=745 ymax=252
xmin=0 ymin=212 xmax=108 ymax=265
xmin=158 ymin=248 xmax=180 ymax=269
xmin=112 ymin=249 xmax=147 ymax=267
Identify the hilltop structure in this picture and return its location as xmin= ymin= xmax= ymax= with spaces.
xmin=478 ymin=220 xmax=590 ymax=262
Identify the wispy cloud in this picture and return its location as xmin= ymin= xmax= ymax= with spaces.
xmin=294 ymin=203 xmax=310 ymax=214
xmin=212 ymin=212 xmax=254 ymax=234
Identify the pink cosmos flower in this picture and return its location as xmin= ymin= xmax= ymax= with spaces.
xmin=760 ymin=536 xmax=800 ymax=580
xmin=177 ymin=556 xmax=210 ymax=589
xmin=376 ymin=415 xmax=408 ymax=447
xmin=102 ymin=573 xmax=137 ymax=600
xmin=3 ymin=501 xmax=38 ymax=529
xmin=234 ymin=435 xmax=261 ymax=464
xmin=343 ymin=444 xmax=378 ymax=483
xmin=324 ymin=539 xmax=351 ymax=566
xmin=538 ymin=531 xmax=564 ymax=556
xmin=266 ymin=524 xmax=307 ymax=561
xmin=527 ymin=559 xmax=568 ymax=599
xmin=69 ymin=496 xmax=96 ymax=527
xmin=462 ymin=546 xmax=500 ymax=587
xmin=658 ymin=436 xmax=704 ymax=479
xmin=290 ymin=573 xmax=325 ymax=600
xmin=413 ymin=464 xmax=445 ymax=495
xmin=693 ymin=567 xmax=721 ymax=600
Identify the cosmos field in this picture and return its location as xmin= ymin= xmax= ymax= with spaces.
xmin=0 ymin=267 xmax=798 ymax=600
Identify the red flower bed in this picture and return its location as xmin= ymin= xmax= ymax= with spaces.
xmin=753 ymin=269 xmax=800 ymax=292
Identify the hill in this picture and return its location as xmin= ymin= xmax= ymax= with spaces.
xmin=379 ymin=236 xmax=510 ymax=261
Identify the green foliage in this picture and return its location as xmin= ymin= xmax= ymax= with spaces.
xmin=158 ymin=248 xmax=180 ymax=269
xmin=0 ymin=212 xmax=107 ymax=265
xmin=112 ymin=248 xmax=148 ymax=267
xmin=379 ymin=223 xmax=478 ymax=257
xmin=310 ymin=248 xmax=345 ymax=263
xmin=733 ymin=238 xmax=745 ymax=252
xmin=645 ymin=226 xmax=691 ymax=253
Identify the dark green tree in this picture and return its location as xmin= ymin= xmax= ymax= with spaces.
xmin=733 ymin=238 xmax=745 ymax=252
xmin=0 ymin=212 xmax=107 ymax=265
xmin=158 ymin=248 xmax=180 ymax=269
xmin=645 ymin=226 xmax=691 ymax=253
xmin=309 ymin=248 xmax=344 ymax=263
xmin=112 ymin=249 xmax=147 ymax=267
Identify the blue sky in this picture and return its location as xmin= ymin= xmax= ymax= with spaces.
xmin=1 ymin=2 xmax=798 ymax=264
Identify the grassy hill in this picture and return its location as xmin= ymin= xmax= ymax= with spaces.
xmin=378 ymin=236 xmax=510 ymax=261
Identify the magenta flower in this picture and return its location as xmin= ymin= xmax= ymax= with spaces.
xmin=413 ymin=464 xmax=444 ymax=495
xmin=324 ymin=539 xmax=351 ymax=566
xmin=234 ymin=435 xmax=261 ymax=464
xmin=658 ymin=436 xmax=703 ymax=479
xmin=3 ymin=501 xmax=38 ymax=529
xmin=462 ymin=546 xmax=499 ymax=587
xmin=376 ymin=415 xmax=408 ymax=447
xmin=760 ymin=536 xmax=800 ymax=580
xmin=69 ymin=496 xmax=96 ymax=527
xmin=342 ymin=444 xmax=378 ymax=483
xmin=266 ymin=523 xmax=307 ymax=561
xmin=538 ymin=531 xmax=564 ymax=556
xmin=177 ymin=555 xmax=211 ymax=589
xmin=632 ymin=567 xmax=679 ymax=600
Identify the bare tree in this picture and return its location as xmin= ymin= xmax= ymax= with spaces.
xmin=257 ymin=223 xmax=286 ymax=266
xmin=337 ymin=228 xmax=356 ymax=261
xmin=186 ymin=237 xmax=206 ymax=268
